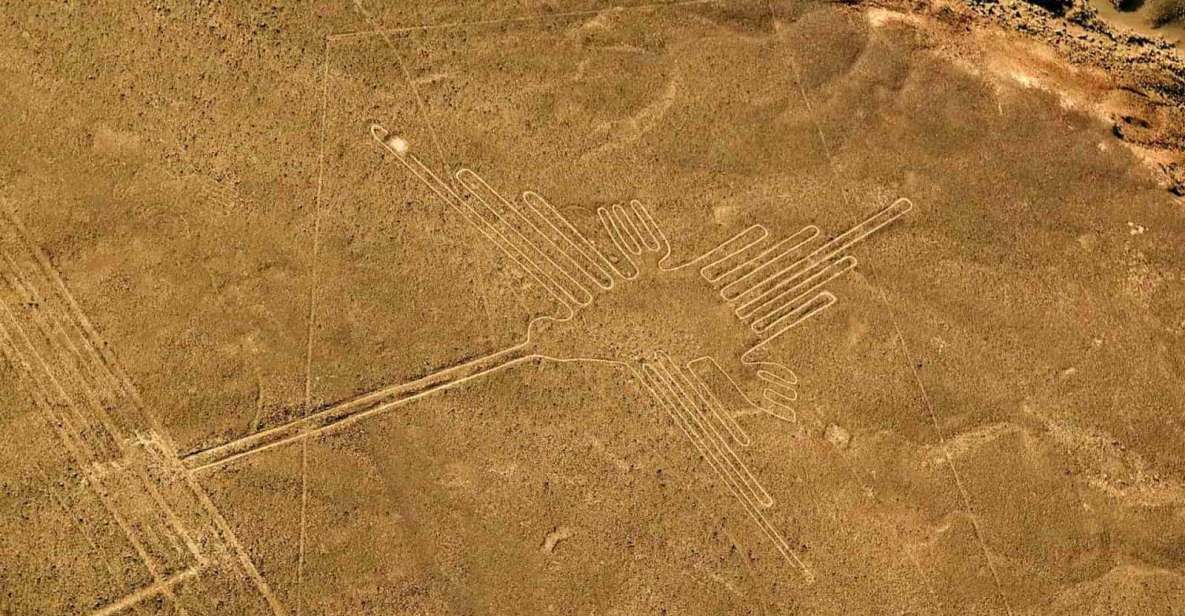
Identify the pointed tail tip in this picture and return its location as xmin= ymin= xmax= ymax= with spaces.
xmin=370 ymin=123 xmax=408 ymax=154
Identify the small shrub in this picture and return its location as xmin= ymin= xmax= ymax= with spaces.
xmin=1148 ymin=0 xmax=1185 ymax=26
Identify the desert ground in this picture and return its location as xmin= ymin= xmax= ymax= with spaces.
xmin=1 ymin=0 xmax=1183 ymax=614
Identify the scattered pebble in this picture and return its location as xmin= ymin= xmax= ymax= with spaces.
xmin=824 ymin=424 xmax=851 ymax=449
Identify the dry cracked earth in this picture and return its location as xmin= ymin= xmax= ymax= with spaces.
xmin=1 ymin=0 xmax=1184 ymax=614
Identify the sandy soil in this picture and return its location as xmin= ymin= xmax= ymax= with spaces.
xmin=1086 ymin=0 xmax=1185 ymax=45
xmin=1 ymin=0 xmax=1183 ymax=614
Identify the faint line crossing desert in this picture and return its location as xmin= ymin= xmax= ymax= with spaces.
xmin=0 ymin=204 xmax=286 ymax=615
xmin=3 ymin=0 xmax=1182 ymax=612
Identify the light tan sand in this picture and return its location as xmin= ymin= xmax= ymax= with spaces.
xmin=1 ymin=1 xmax=1183 ymax=614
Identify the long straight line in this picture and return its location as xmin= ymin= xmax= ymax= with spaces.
xmin=351 ymin=1 xmax=451 ymax=182
xmin=1 ymin=248 xmax=207 ymax=570
xmin=297 ymin=34 xmax=332 ymax=616
xmin=769 ymin=4 xmax=1013 ymax=611
xmin=760 ymin=2 xmax=986 ymax=612
xmin=0 ymin=310 xmax=177 ymax=606
xmin=90 ymin=566 xmax=201 ymax=616
xmin=3 ymin=203 xmax=283 ymax=612
xmin=881 ymin=288 xmax=1013 ymax=614
xmin=185 ymin=343 xmax=535 ymax=472
xmin=327 ymin=0 xmax=721 ymax=41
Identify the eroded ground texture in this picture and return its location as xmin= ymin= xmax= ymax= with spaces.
xmin=1 ymin=1 xmax=1183 ymax=614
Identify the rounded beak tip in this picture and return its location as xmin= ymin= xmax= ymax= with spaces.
xmin=371 ymin=123 xmax=408 ymax=154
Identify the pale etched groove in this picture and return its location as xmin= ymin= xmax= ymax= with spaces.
xmin=521 ymin=190 xmax=616 ymax=289
xmin=0 ymin=258 xmax=122 ymax=457
xmin=0 ymin=248 xmax=126 ymax=425
xmin=456 ymin=168 xmax=594 ymax=306
xmin=327 ymin=0 xmax=723 ymax=41
xmin=183 ymin=129 xmax=910 ymax=583
xmin=687 ymin=200 xmax=913 ymax=356
xmin=697 ymin=226 xmax=770 ymax=282
xmin=183 ymin=344 xmax=535 ymax=472
xmin=717 ymin=226 xmax=820 ymax=294
xmin=461 ymin=181 xmax=588 ymax=305
xmin=0 ymin=205 xmax=148 ymax=428
xmin=507 ymin=193 xmax=604 ymax=296
xmin=1 ymin=241 xmax=205 ymax=572
xmin=597 ymin=206 xmax=641 ymax=279
xmin=297 ymin=35 xmax=333 ymax=616
xmin=734 ymin=199 xmax=912 ymax=308
xmin=131 ymin=433 xmax=214 ymax=568
xmin=90 ymin=565 xmax=200 ymax=616
xmin=881 ymin=286 xmax=1014 ymax=615
xmin=751 ymin=292 xmax=837 ymax=352
xmin=638 ymin=361 xmax=811 ymax=580
xmin=0 ymin=289 xmax=110 ymax=470
xmin=26 ymin=460 xmax=154 ymax=616
xmin=0 ymin=321 xmax=191 ymax=612
xmin=0 ymin=316 xmax=181 ymax=608
xmin=175 ymin=467 xmax=287 ymax=615
xmin=371 ymin=126 xmax=579 ymax=316
xmin=0 ymin=208 xmax=131 ymax=415
xmin=655 ymin=354 xmax=774 ymax=509
xmin=610 ymin=203 xmax=643 ymax=254
xmin=124 ymin=436 xmax=208 ymax=567
xmin=626 ymin=201 xmax=660 ymax=251
xmin=686 ymin=364 xmax=752 ymax=448
xmin=0 ymin=203 xmax=282 ymax=614
xmin=747 ymin=258 xmax=856 ymax=331
xmin=102 ymin=464 xmax=191 ymax=574
xmin=592 ymin=206 xmax=639 ymax=278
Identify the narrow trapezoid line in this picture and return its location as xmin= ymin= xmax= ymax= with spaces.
xmin=0 ymin=208 xmax=128 ymax=405
xmin=0 ymin=233 xmax=124 ymax=411
xmin=0 ymin=252 xmax=129 ymax=446
xmin=0 ymin=317 xmax=178 ymax=602
xmin=184 ymin=344 xmax=536 ymax=472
